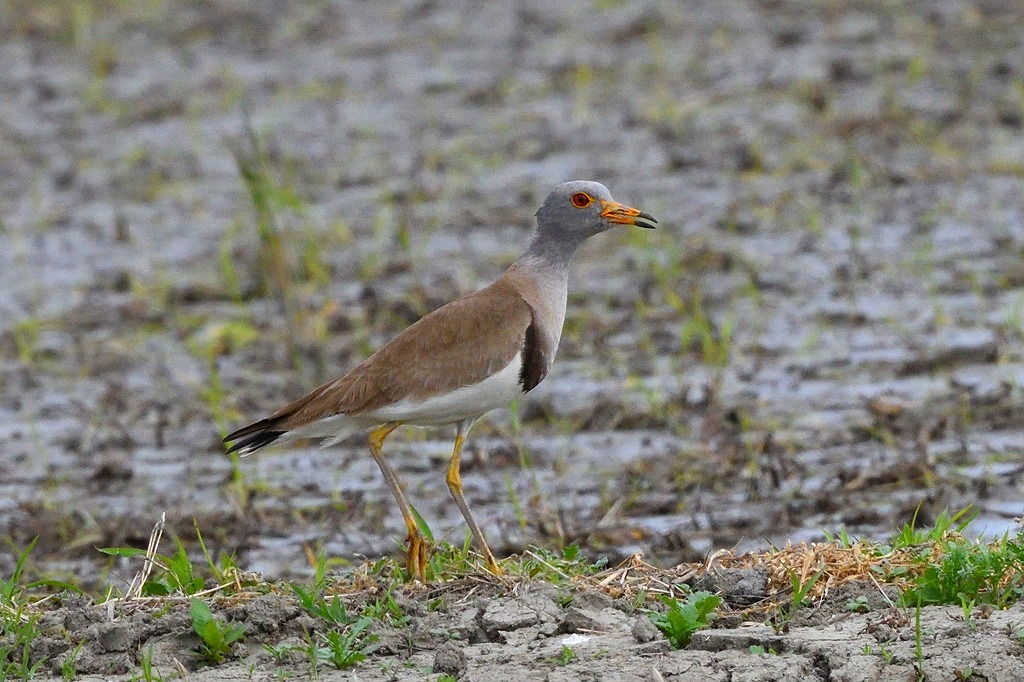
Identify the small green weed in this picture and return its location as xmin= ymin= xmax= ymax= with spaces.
xmin=410 ymin=504 xmax=434 ymax=545
xmin=193 ymin=521 xmax=243 ymax=588
xmin=676 ymin=284 xmax=732 ymax=366
xmin=914 ymin=600 xmax=924 ymax=677
xmin=61 ymin=641 xmax=84 ymax=680
xmin=191 ymin=320 xmax=258 ymax=437
xmin=960 ymin=596 xmax=976 ymax=624
xmin=190 ymin=598 xmax=247 ymax=665
xmin=0 ymin=615 xmax=45 ymax=681
xmin=820 ymin=526 xmax=857 ymax=549
xmin=361 ymin=591 xmax=409 ymax=628
xmin=890 ymin=506 xmax=973 ymax=551
xmin=901 ymin=535 xmax=1024 ymax=609
xmin=649 ymin=591 xmax=721 ymax=649
xmin=845 ymin=595 xmax=870 ymax=613
xmin=296 ymin=630 xmax=323 ymax=678
xmin=100 ymin=521 xmax=256 ymax=602
xmin=227 ymin=124 xmax=302 ymax=315
xmin=309 ymin=547 xmax=331 ymax=592
xmin=749 ymin=645 xmax=777 ymax=655
xmin=290 ymin=586 xmax=354 ymax=626
xmin=506 ymin=544 xmax=606 ymax=583
xmin=277 ymin=621 xmax=377 ymax=673
xmin=0 ymin=538 xmax=75 ymax=612
xmin=11 ymin=319 xmax=42 ymax=365
xmin=100 ymin=535 xmax=204 ymax=597
xmin=0 ymin=538 xmax=70 ymax=682
xmin=225 ymin=117 xmax=343 ymax=376
xmin=262 ymin=642 xmax=293 ymax=665
xmin=552 ymin=645 xmax=576 ymax=666
xmin=423 ymin=538 xmax=485 ymax=580
xmin=774 ymin=566 xmax=824 ymax=630
xmin=318 ymin=618 xmax=377 ymax=670
xmin=2 ymin=538 xmax=37 ymax=614
xmin=286 ymin=584 xmax=378 ymax=668
xmin=135 ymin=645 xmax=163 ymax=682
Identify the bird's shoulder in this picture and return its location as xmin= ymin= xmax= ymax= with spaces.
xmin=395 ymin=278 xmax=534 ymax=346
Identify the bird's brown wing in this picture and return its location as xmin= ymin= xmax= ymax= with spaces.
xmin=234 ymin=279 xmax=537 ymax=438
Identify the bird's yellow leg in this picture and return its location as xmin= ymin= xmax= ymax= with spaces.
xmin=367 ymin=422 xmax=428 ymax=582
xmin=446 ymin=419 xmax=501 ymax=575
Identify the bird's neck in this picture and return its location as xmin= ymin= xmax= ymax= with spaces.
xmin=504 ymin=250 xmax=571 ymax=360
xmin=521 ymin=230 xmax=585 ymax=268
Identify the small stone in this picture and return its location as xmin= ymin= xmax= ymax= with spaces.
xmin=94 ymin=621 xmax=138 ymax=653
xmin=632 ymin=615 xmax=661 ymax=644
xmin=480 ymin=598 xmax=542 ymax=637
xmin=244 ymin=592 xmax=300 ymax=632
xmin=559 ymin=607 xmax=604 ymax=634
xmin=433 ymin=641 xmax=467 ymax=677
xmin=570 ymin=589 xmax=614 ymax=612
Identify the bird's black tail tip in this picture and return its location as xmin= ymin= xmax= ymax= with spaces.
xmin=224 ymin=428 xmax=285 ymax=456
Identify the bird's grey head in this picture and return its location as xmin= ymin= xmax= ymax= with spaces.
xmin=534 ymin=181 xmax=657 ymax=248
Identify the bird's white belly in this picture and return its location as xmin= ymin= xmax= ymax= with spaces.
xmin=369 ymin=353 xmax=525 ymax=425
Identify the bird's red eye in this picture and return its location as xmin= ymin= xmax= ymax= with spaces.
xmin=571 ymin=192 xmax=592 ymax=208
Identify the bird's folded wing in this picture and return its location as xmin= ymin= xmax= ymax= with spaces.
xmin=265 ymin=279 xmax=536 ymax=430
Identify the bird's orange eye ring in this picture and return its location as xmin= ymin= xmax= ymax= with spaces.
xmin=571 ymin=192 xmax=592 ymax=208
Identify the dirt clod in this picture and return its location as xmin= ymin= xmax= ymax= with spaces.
xmin=433 ymin=640 xmax=467 ymax=677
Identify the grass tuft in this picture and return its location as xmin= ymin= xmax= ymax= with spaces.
xmin=649 ymin=591 xmax=721 ymax=649
xmin=190 ymin=598 xmax=247 ymax=665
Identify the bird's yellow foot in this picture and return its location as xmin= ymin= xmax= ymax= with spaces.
xmin=405 ymin=531 xmax=430 ymax=582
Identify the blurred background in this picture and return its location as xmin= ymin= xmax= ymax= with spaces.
xmin=2 ymin=0 xmax=1024 ymax=589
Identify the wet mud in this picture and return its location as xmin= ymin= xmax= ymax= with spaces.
xmin=3 ymin=0 xmax=1024 ymax=678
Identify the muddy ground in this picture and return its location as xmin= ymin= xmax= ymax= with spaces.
xmin=3 ymin=0 xmax=1024 ymax=678
xmin=19 ymin=567 xmax=1024 ymax=681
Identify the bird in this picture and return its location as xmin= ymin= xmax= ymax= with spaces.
xmin=224 ymin=180 xmax=657 ymax=581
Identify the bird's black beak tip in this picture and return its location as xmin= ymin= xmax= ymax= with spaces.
xmin=636 ymin=212 xmax=658 ymax=229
